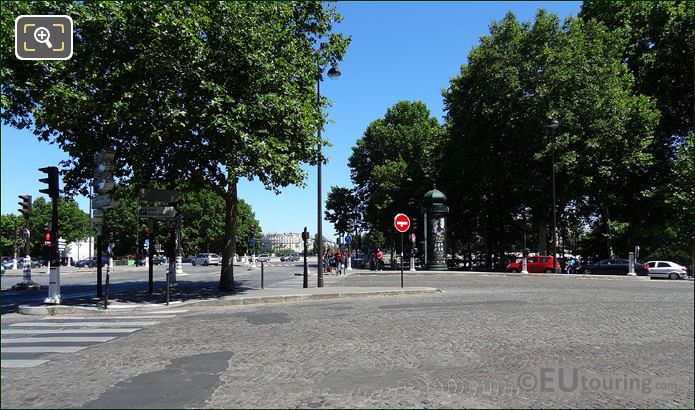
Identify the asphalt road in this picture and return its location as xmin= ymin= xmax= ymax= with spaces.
xmin=1 ymin=273 xmax=692 ymax=408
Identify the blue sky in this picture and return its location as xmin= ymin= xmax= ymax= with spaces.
xmin=1 ymin=1 xmax=581 ymax=239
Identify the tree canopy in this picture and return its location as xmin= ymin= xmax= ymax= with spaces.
xmin=1 ymin=1 xmax=349 ymax=290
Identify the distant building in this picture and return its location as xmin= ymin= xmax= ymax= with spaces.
xmin=260 ymin=233 xmax=307 ymax=253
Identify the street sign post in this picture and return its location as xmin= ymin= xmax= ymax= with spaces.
xmin=394 ymin=213 xmax=411 ymax=233
xmin=394 ymin=213 xmax=411 ymax=288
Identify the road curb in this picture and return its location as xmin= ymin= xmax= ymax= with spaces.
xmin=353 ymin=270 xmax=654 ymax=281
xmin=17 ymin=287 xmax=440 ymax=316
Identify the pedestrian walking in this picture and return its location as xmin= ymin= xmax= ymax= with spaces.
xmin=375 ymin=248 xmax=384 ymax=271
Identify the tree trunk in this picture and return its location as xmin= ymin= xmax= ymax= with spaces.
xmin=218 ymin=179 xmax=238 ymax=292
xmin=538 ymin=224 xmax=547 ymax=255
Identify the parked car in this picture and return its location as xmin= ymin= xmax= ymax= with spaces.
xmin=182 ymin=256 xmax=194 ymax=263
xmin=280 ymin=253 xmax=299 ymax=262
xmin=2 ymin=258 xmax=17 ymax=269
xmin=1 ymin=264 xmax=5 ymax=276
xmin=2 ymin=258 xmax=41 ymax=269
xmin=192 ymin=253 xmax=220 ymax=266
xmin=257 ymin=253 xmax=271 ymax=263
xmin=75 ymin=257 xmax=110 ymax=268
xmin=646 ymin=261 xmax=688 ymax=280
xmin=580 ymin=259 xmax=649 ymax=276
xmin=506 ymin=255 xmax=560 ymax=273
xmin=136 ymin=256 xmax=166 ymax=266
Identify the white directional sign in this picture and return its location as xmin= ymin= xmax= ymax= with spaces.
xmin=138 ymin=206 xmax=177 ymax=219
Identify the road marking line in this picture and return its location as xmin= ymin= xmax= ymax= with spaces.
xmin=9 ymin=321 xmax=158 ymax=327
xmin=1 ymin=359 xmax=49 ymax=368
xmin=136 ymin=309 xmax=189 ymax=314
xmin=2 ymin=346 xmax=87 ymax=353
xmin=2 ymin=336 xmax=116 ymax=343
xmin=41 ymin=315 xmax=176 ymax=320
xmin=2 ymin=328 xmax=140 ymax=335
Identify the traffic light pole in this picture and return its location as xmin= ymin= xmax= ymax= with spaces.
xmin=44 ymin=194 xmax=61 ymax=304
xmin=96 ymin=233 xmax=103 ymax=298
xmin=148 ymin=225 xmax=154 ymax=294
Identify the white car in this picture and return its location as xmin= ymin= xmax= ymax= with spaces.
xmin=191 ymin=253 xmax=221 ymax=266
xmin=257 ymin=253 xmax=271 ymax=263
xmin=646 ymin=261 xmax=688 ymax=280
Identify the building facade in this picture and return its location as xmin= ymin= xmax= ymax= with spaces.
xmin=260 ymin=233 xmax=306 ymax=253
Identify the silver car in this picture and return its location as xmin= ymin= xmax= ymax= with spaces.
xmin=257 ymin=253 xmax=271 ymax=263
xmin=646 ymin=261 xmax=688 ymax=280
xmin=192 ymin=253 xmax=221 ymax=266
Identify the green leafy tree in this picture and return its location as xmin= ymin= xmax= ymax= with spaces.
xmin=1 ymin=214 xmax=24 ymax=257
xmin=325 ymin=187 xmax=361 ymax=235
xmin=22 ymin=197 xmax=90 ymax=257
xmin=348 ymin=101 xmax=445 ymax=254
xmin=580 ymin=0 xmax=694 ymax=264
xmin=441 ymin=11 xmax=660 ymax=267
xmin=1 ymin=2 xmax=349 ymax=291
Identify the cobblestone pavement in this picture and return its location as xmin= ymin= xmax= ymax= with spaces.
xmin=1 ymin=274 xmax=692 ymax=408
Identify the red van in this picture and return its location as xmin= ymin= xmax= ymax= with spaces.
xmin=506 ymin=255 xmax=560 ymax=273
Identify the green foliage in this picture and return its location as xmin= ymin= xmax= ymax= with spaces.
xmin=441 ymin=10 xmax=660 ymax=267
xmin=1 ymin=2 xmax=349 ymax=291
xmin=1 ymin=214 xmax=24 ymax=257
xmin=348 ymin=101 xmax=445 ymax=248
xmin=324 ymin=187 xmax=361 ymax=235
xmin=272 ymin=248 xmax=297 ymax=256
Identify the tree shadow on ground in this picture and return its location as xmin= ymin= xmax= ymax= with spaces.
xmin=1 ymin=279 xmax=252 ymax=314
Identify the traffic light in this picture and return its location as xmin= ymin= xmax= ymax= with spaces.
xmin=38 ymin=166 xmax=59 ymax=198
xmin=43 ymin=230 xmax=52 ymax=260
xmin=412 ymin=218 xmax=419 ymax=233
xmin=18 ymin=195 xmax=32 ymax=216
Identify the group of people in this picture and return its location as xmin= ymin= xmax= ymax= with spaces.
xmin=323 ymin=249 xmax=345 ymax=274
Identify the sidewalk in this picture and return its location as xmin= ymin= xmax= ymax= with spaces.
xmin=17 ymin=280 xmax=440 ymax=316
xmin=354 ymin=268 xmax=656 ymax=281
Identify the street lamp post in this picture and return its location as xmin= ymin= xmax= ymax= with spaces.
xmin=316 ymin=53 xmax=341 ymax=288
xmin=548 ymin=119 xmax=560 ymax=273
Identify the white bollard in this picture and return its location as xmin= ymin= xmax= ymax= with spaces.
xmin=410 ymin=255 xmax=416 ymax=271
xmin=44 ymin=263 xmax=61 ymax=304
xmin=11 ymin=253 xmax=17 ymax=270
xmin=22 ymin=255 xmax=33 ymax=283
xmin=521 ymin=257 xmax=528 ymax=274
xmin=347 ymin=254 xmax=353 ymax=271
xmin=175 ymin=255 xmax=184 ymax=276
xmin=244 ymin=253 xmax=249 ymax=266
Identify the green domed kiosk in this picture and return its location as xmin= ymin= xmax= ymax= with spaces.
xmin=421 ymin=187 xmax=449 ymax=270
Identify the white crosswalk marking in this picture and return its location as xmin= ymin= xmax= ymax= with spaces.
xmin=41 ymin=315 xmax=176 ymax=320
xmin=2 ymin=328 xmax=140 ymax=334
xmin=2 ymin=336 xmax=116 ymax=343
xmin=9 ymin=321 xmax=159 ymax=327
xmin=1 ymin=359 xmax=49 ymax=368
xmin=3 ymin=346 xmax=87 ymax=353
xmin=2 ymin=309 xmax=185 ymax=369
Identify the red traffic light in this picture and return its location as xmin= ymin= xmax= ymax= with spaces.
xmin=143 ymin=227 xmax=152 ymax=234
xmin=44 ymin=231 xmax=52 ymax=246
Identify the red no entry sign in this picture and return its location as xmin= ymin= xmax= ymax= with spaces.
xmin=394 ymin=213 xmax=411 ymax=233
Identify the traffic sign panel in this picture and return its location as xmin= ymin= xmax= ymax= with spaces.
xmin=138 ymin=206 xmax=177 ymax=219
xmin=166 ymin=218 xmax=178 ymax=230
xmin=394 ymin=213 xmax=411 ymax=233
xmin=344 ymin=235 xmax=352 ymax=244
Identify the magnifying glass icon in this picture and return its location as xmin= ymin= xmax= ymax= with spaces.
xmin=34 ymin=26 xmax=53 ymax=49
